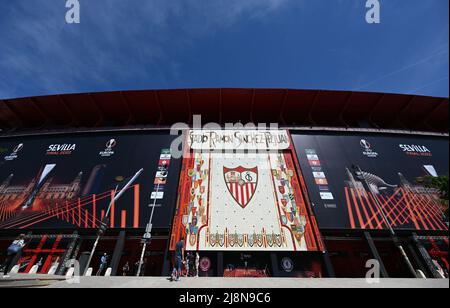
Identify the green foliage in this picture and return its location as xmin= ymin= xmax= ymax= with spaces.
xmin=417 ymin=175 xmax=449 ymax=219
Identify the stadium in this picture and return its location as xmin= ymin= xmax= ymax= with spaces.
xmin=0 ymin=88 xmax=448 ymax=280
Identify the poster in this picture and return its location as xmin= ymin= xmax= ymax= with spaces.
xmin=292 ymin=133 xmax=449 ymax=231
xmin=0 ymin=132 xmax=181 ymax=230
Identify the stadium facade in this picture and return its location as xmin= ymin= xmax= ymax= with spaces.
xmin=0 ymin=89 xmax=448 ymax=278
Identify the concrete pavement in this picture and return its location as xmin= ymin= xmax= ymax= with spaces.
xmin=0 ymin=274 xmax=448 ymax=288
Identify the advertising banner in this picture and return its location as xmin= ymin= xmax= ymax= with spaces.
xmin=170 ymin=130 xmax=323 ymax=252
xmin=292 ymin=133 xmax=449 ymax=231
xmin=0 ymin=132 xmax=181 ymax=230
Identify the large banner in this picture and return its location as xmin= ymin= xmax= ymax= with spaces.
xmin=292 ymin=133 xmax=449 ymax=231
xmin=170 ymin=130 xmax=323 ymax=252
xmin=0 ymin=132 xmax=180 ymax=230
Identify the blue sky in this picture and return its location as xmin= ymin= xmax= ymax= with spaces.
xmin=0 ymin=0 xmax=448 ymax=99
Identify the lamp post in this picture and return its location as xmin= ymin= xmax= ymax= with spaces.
xmin=352 ymin=165 xmax=418 ymax=278
xmin=83 ymin=168 xmax=144 ymax=276
xmin=136 ymin=182 xmax=160 ymax=277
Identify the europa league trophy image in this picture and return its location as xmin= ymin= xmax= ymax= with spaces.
xmin=21 ymin=164 xmax=56 ymax=210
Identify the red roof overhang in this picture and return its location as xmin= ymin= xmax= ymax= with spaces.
xmin=0 ymin=89 xmax=448 ymax=133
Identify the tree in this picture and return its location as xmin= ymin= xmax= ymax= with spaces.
xmin=417 ymin=175 xmax=449 ymax=220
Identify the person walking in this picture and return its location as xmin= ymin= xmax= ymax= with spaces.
xmin=195 ymin=252 xmax=200 ymax=278
xmin=185 ymin=252 xmax=190 ymax=277
xmin=171 ymin=237 xmax=185 ymax=281
xmin=122 ymin=262 xmax=130 ymax=276
xmin=1 ymin=234 xmax=27 ymax=278
xmin=187 ymin=251 xmax=196 ymax=277
xmin=134 ymin=260 xmax=140 ymax=276
xmin=139 ymin=258 xmax=147 ymax=277
xmin=96 ymin=253 xmax=109 ymax=276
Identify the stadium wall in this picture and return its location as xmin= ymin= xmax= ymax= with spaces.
xmin=0 ymin=128 xmax=448 ymax=278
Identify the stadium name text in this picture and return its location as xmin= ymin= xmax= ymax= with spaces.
xmin=188 ymin=130 xmax=290 ymax=151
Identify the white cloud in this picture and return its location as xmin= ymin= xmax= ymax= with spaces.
xmin=0 ymin=0 xmax=294 ymax=98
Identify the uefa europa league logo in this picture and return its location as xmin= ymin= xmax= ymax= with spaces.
xmin=13 ymin=143 xmax=24 ymax=153
xmin=106 ymin=139 xmax=117 ymax=150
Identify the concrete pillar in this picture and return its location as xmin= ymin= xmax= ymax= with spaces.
xmin=110 ymin=231 xmax=126 ymax=276
xmin=217 ymin=252 xmax=224 ymax=277
xmin=270 ymin=253 xmax=279 ymax=277
xmin=364 ymin=231 xmax=389 ymax=278
xmin=322 ymin=251 xmax=336 ymax=278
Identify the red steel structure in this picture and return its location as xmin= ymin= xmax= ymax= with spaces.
xmin=0 ymin=89 xmax=448 ymax=133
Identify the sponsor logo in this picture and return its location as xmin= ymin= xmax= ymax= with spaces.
xmin=154 ymin=177 xmax=167 ymax=185
xmin=4 ymin=143 xmax=23 ymax=161
xmin=281 ymin=257 xmax=294 ymax=273
xmin=312 ymin=172 xmax=326 ymax=179
xmin=308 ymin=160 xmax=321 ymax=167
xmin=153 ymin=185 xmax=165 ymax=191
xmin=360 ymin=139 xmax=378 ymax=158
xmin=153 ymin=149 xmax=172 ymax=190
xmin=315 ymin=178 xmax=328 ymax=185
xmin=160 ymin=153 xmax=172 ymax=160
xmin=156 ymin=170 xmax=168 ymax=178
xmin=199 ymin=257 xmax=211 ymax=272
xmin=159 ymin=159 xmax=171 ymax=167
xmin=157 ymin=165 xmax=168 ymax=172
xmin=399 ymin=144 xmax=432 ymax=157
xmin=99 ymin=139 xmax=116 ymax=157
xmin=320 ymin=192 xmax=334 ymax=200
xmin=46 ymin=144 xmax=76 ymax=155
xmin=307 ymin=154 xmax=319 ymax=161
xmin=150 ymin=191 xmax=164 ymax=200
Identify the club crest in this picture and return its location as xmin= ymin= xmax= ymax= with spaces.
xmin=223 ymin=166 xmax=258 ymax=209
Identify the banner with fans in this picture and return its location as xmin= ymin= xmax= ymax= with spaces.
xmin=292 ymin=133 xmax=449 ymax=231
xmin=170 ymin=130 xmax=323 ymax=252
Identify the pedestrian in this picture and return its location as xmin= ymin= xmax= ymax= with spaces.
xmin=185 ymin=252 xmax=190 ymax=277
xmin=171 ymin=236 xmax=185 ymax=281
xmin=195 ymin=252 xmax=200 ymax=277
xmin=96 ymin=253 xmax=108 ymax=276
xmin=139 ymin=258 xmax=147 ymax=276
xmin=1 ymin=234 xmax=27 ymax=278
xmin=134 ymin=260 xmax=140 ymax=276
xmin=122 ymin=262 xmax=130 ymax=276
xmin=187 ymin=251 xmax=196 ymax=277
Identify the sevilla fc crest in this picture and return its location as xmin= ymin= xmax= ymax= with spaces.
xmin=224 ymin=166 xmax=258 ymax=209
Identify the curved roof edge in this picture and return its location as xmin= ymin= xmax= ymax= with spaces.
xmin=0 ymin=88 xmax=448 ymax=134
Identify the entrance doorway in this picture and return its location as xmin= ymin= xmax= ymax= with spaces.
xmin=223 ymin=252 xmax=271 ymax=277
